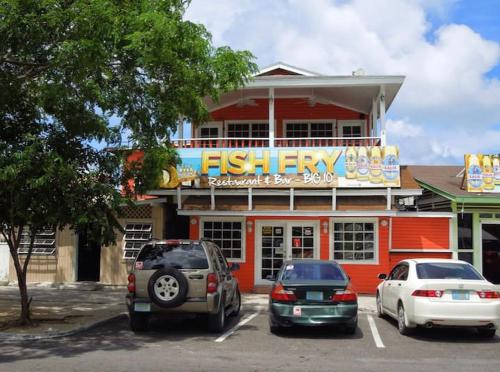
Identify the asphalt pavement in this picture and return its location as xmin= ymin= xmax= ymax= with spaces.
xmin=1 ymin=303 xmax=499 ymax=372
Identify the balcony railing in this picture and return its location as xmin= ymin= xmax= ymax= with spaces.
xmin=171 ymin=137 xmax=381 ymax=148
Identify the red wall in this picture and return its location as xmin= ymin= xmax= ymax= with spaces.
xmin=208 ymin=98 xmax=365 ymax=138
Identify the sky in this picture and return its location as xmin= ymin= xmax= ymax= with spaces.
xmin=184 ymin=0 xmax=500 ymax=165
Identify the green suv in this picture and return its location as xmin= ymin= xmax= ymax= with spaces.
xmin=126 ymin=239 xmax=241 ymax=333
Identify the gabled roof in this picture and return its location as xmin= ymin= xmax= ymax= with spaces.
xmin=409 ymin=165 xmax=500 ymax=203
xmin=256 ymin=62 xmax=321 ymax=77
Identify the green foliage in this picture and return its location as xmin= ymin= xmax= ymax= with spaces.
xmin=0 ymin=0 xmax=256 ymax=323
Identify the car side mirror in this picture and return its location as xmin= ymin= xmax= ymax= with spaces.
xmin=378 ymin=273 xmax=387 ymax=280
xmin=229 ymin=263 xmax=240 ymax=272
xmin=266 ymin=274 xmax=276 ymax=281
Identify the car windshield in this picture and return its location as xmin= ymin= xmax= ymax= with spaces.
xmin=281 ymin=262 xmax=346 ymax=281
xmin=416 ymin=262 xmax=483 ymax=280
xmin=137 ymin=243 xmax=209 ymax=270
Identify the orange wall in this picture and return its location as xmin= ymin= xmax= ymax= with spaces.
xmin=208 ymin=98 xmax=366 ymax=138
xmin=391 ymin=217 xmax=449 ymax=249
xmin=188 ymin=215 xmax=451 ymax=295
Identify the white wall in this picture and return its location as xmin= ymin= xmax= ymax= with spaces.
xmin=0 ymin=243 xmax=9 ymax=282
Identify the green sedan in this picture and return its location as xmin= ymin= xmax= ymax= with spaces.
xmin=269 ymin=259 xmax=358 ymax=334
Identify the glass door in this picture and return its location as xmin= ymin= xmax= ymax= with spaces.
xmin=481 ymin=223 xmax=500 ymax=284
xmin=257 ymin=223 xmax=286 ymax=282
xmin=290 ymin=224 xmax=316 ymax=259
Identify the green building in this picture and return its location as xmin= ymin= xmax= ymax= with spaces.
xmin=410 ymin=166 xmax=500 ymax=285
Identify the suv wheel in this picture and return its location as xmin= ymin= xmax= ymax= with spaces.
xmin=148 ymin=267 xmax=188 ymax=308
xmin=229 ymin=289 xmax=241 ymax=317
xmin=208 ymin=300 xmax=225 ymax=333
xmin=130 ymin=312 xmax=149 ymax=332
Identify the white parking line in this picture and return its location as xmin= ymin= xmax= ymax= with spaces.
xmin=214 ymin=312 xmax=260 ymax=343
xmin=367 ymin=315 xmax=385 ymax=348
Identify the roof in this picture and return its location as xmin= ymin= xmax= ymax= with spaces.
xmin=402 ymin=258 xmax=466 ymax=264
xmin=409 ymin=165 xmax=500 ymax=203
xmin=256 ymin=62 xmax=321 ymax=77
xmin=205 ymin=62 xmax=405 ymax=114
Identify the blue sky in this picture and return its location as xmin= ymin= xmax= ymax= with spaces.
xmin=186 ymin=0 xmax=500 ymax=165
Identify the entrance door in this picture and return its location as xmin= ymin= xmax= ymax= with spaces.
xmin=77 ymin=228 xmax=101 ymax=282
xmin=481 ymin=223 xmax=500 ymax=284
xmin=255 ymin=221 xmax=319 ymax=284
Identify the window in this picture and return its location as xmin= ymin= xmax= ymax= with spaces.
xmin=18 ymin=228 xmax=56 ymax=255
xmin=281 ymin=262 xmax=346 ymax=281
xmin=416 ymin=262 xmax=483 ymax=280
xmin=200 ymin=127 xmax=219 ymax=138
xmin=332 ymin=221 xmax=376 ymax=262
xmin=285 ymin=122 xmax=334 ymax=138
xmin=458 ymin=213 xmax=474 ymax=265
xmin=136 ymin=242 xmax=209 ymax=270
xmin=201 ymin=219 xmax=244 ymax=261
xmin=338 ymin=121 xmax=364 ymax=138
xmin=227 ymin=122 xmax=268 ymax=138
xmin=123 ymin=223 xmax=153 ymax=259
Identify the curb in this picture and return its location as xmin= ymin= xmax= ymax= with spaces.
xmin=0 ymin=312 xmax=128 ymax=342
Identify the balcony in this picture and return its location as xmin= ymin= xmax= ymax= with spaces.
xmin=172 ymin=136 xmax=382 ymax=149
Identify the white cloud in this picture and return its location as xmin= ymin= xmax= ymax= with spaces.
xmin=185 ymin=0 xmax=500 ymax=164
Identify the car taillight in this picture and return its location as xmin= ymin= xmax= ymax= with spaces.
xmin=332 ymin=290 xmax=357 ymax=303
xmin=127 ymin=273 xmax=136 ymax=293
xmin=207 ymin=273 xmax=218 ymax=294
xmin=270 ymin=284 xmax=297 ymax=302
xmin=412 ymin=289 xmax=444 ymax=298
xmin=477 ymin=290 xmax=500 ymax=299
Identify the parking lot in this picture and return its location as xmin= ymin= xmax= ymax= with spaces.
xmin=1 ymin=299 xmax=499 ymax=372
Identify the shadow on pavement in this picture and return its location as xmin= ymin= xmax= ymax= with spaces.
xmin=0 ymin=311 xmax=247 ymax=365
xmin=271 ymin=325 xmax=364 ymax=340
xmin=382 ymin=316 xmax=500 ymax=344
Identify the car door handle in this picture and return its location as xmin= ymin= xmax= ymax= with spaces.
xmin=188 ymin=274 xmax=204 ymax=280
xmin=398 ymin=283 xmax=402 ymax=287
xmin=387 ymin=283 xmax=391 ymax=286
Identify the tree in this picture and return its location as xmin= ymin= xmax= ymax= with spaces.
xmin=0 ymin=0 xmax=257 ymax=325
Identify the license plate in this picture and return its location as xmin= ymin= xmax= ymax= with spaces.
xmin=293 ymin=306 xmax=302 ymax=316
xmin=306 ymin=291 xmax=324 ymax=301
xmin=452 ymin=291 xmax=470 ymax=300
xmin=134 ymin=302 xmax=151 ymax=312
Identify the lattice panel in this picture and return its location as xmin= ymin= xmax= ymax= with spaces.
xmin=121 ymin=205 xmax=152 ymax=220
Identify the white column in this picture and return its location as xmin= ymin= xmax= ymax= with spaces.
xmin=372 ymin=97 xmax=378 ymax=139
xmin=379 ymin=86 xmax=386 ymax=146
xmin=269 ymin=87 xmax=275 ymax=147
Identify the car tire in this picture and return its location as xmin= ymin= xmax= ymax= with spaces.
xmin=397 ymin=303 xmax=412 ymax=336
xmin=148 ymin=267 xmax=188 ymax=308
xmin=229 ymin=288 xmax=241 ymax=317
xmin=376 ymin=292 xmax=384 ymax=318
xmin=270 ymin=324 xmax=281 ymax=334
xmin=208 ymin=300 xmax=225 ymax=333
xmin=477 ymin=328 xmax=496 ymax=338
xmin=344 ymin=321 xmax=357 ymax=335
xmin=129 ymin=312 xmax=149 ymax=332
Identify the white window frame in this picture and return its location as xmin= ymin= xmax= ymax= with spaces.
xmin=196 ymin=121 xmax=222 ymax=138
xmin=224 ymin=120 xmax=270 ymax=138
xmin=283 ymin=119 xmax=336 ymax=138
xmin=337 ymin=120 xmax=365 ymax=137
xmin=199 ymin=216 xmax=246 ymax=263
xmin=329 ymin=217 xmax=379 ymax=264
xmin=18 ymin=227 xmax=57 ymax=256
xmin=122 ymin=220 xmax=153 ymax=260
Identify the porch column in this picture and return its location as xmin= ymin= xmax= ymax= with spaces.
xmin=178 ymin=116 xmax=184 ymax=146
xmin=269 ymin=87 xmax=275 ymax=147
xmin=371 ymin=97 xmax=378 ymax=139
xmin=379 ymin=86 xmax=386 ymax=146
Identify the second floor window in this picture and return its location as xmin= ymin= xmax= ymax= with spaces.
xmin=285 ymin=122 xmax=334 ymax=138
xmin=227 ymin=123 xmax=268 ymax=138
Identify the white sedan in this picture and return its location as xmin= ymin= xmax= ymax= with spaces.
xmin=376 ymin=259 xmax=500 ymax=338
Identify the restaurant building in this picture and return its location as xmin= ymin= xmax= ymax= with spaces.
xmin=411 ymin=164 xmax=500 ymax=285
xmin=11 ymin=63 xmax=454 ymax=294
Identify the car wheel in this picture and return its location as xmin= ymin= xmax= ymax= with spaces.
xmin=477 ymin=328 xmax=496 ymax=338
xmin=397 ymin=304 xmax=412 ymax=336
xmin=148 ymin=267 xmax=188 ymax=308
xmin=208 ymin=300 xmax=225 ymax=333
xmin=344 ymin=319 xmax=358 ymax=335
xmin=129 ymin=312 xmax=149 ymax=332
xmin=376 ymin=292 xmax=384 ymax=318
xmin=229 ymin=288 xmax=241 ymax=317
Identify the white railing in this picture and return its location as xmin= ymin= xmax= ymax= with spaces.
xmin=171 ymin=136 xmax=381 ymax=148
